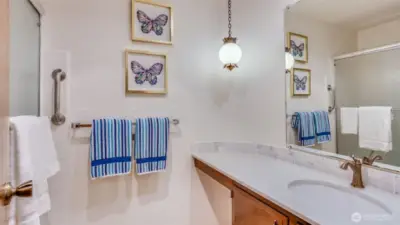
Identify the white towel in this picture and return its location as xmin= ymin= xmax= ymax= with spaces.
xmin=340 ymin=107 xmax=358 ymax=134
xmin=9 ymin=116 xmax=60 ymax=225
xmin=359 ymin=107 xmax=392 ymax=152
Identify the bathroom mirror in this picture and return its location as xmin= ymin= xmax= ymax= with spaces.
xmin=285 ymin=0 xmax=400 ymax=169
xmin=9 ymin=0 xmax=41 ymax=116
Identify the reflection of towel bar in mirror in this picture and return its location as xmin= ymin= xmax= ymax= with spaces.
xmin=70 ymin=118 xmax=180 ymax=129
xmin=287 ymin=108 xmax=396 ymax=118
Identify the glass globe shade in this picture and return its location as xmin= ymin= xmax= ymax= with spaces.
xmin=285 ymin=52 xmax=295 ymax=70
xmin=219 ymin=42 xmax=242 ymax=64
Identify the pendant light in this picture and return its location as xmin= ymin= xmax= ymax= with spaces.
xmin=219 ymin=0 xmax=242 ymax=71
xmin=285 ymin=47 xmax=295 ymax=72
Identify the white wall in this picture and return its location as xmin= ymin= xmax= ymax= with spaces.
xmin=358 ymin=18 xmax=400 ymax=50
xmin=38 ymin=0 xmax=292 ymax=224
xmin=285 ymin=12 xmax=358 ymax=153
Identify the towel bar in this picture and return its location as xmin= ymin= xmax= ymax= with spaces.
xmin=70 ymin=118 xmax=179 ymax=129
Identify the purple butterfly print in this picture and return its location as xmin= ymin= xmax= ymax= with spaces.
xmin=291 ymin=40 xmax=305 ymax=57
xmin=137 ymin=10 xmax=169 ymax=36
xmin=131 ymin=61 xmax=164 ymax=86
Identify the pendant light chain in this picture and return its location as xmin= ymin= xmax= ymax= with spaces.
xmin=228 ymin=0 xmax=232 ymax=38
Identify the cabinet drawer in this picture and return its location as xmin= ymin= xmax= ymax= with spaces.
xmin=233 ymin=187 xmax=288 ymax=225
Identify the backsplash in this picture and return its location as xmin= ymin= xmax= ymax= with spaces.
xmin=193 ymin=142 xmax=400 ymax=195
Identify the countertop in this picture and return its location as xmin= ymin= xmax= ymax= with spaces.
xmin=192 ymin=148 xmax=400 ymax=225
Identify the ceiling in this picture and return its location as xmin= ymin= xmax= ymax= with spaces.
xmin=288 ymin=0 xmax=400 ymax=30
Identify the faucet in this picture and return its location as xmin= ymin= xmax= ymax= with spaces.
xmin=340 ymin=155 xmax=364 ymax=189
xmin=362 ymin=155 xmax=383 ymax=166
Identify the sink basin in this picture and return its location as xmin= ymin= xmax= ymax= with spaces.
xmin=288 ymin=180 xmax=392 ymax=224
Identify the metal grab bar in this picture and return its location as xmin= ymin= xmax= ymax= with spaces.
xmin=51 ymin=69 xmax=66 ymax=125
xmin=328 ymin=85 xmax=336 ymax=113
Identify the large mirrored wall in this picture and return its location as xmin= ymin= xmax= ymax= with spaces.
xmin=285 ymin=0 xmax=400 ymax=167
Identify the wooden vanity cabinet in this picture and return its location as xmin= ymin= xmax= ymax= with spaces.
xmin=194 ymin=158 xmax=311 ymax=225
xmin=233 ymin=186 xmax=288 ymax=225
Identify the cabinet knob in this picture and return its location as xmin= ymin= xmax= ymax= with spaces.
xmin=273 ymin=220 xmax=278 ymax=225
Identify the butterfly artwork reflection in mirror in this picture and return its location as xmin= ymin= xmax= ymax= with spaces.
xmin=292 ymin=68 xmax=311 ymax=96
xmin=291 ymin=41 xmax=304 ymax=58
xmin=294 ymin=74 xmax=307 ymax=91
xmin=288 ymin=32 xmax=308 ymax=63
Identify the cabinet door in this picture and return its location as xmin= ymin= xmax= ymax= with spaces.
xmin=233 ymin=187 xmax=288 ymax=225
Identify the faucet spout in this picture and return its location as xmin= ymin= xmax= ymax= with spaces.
xmin=340 ymin=156 xmax=364 ymax=189
xmin=340 ymin=161 xmax=354 ymax=170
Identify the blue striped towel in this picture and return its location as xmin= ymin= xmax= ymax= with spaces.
xmin=134 ymin=117 xmax=170 ymax=175
xmin=291 ymin=112 xmax=316 ymax=146
xmin=313 ymin=111 xmax=331 ymax=144
xmin=90 ymin=119 xmax=133 ymax=179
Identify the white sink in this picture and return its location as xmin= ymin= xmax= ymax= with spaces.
xmin=288 ymin=180 xmax=392 ymax=224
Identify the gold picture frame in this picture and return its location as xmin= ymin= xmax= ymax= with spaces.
xmin=131 ymin=0 xmax=173 ymax=45
xmin=288 ymin=32 xmax=308 ymax=64
xmin=125 ymin=49 xmax=168 ymax=95
xmin=291 ymin=68 xmax=311 ymax=97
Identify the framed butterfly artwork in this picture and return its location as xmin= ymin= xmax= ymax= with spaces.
xmin=125 ymin=49 xmax=167 ymax=94
xmin=131 ymin=0 xmax=173 ymax=45
xmin=288 ymin=32 xmax=308 ymax=64
xmin=291 ymin=68 xmax=311 ymax=97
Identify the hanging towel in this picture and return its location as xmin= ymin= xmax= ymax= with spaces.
xmin=134 ymin=117 xmax=170 ymax=175
xmin=291 ymin=112 xmax=316 ymax=146
xmin=340 ymin=107 xmax=359 ymax=134
xmin=313 ymin=111 xmax=331 ymax=144
xmin=359 ymin=107 xmax=392 ymax=152
xmin=90 ymin=119 xmax=133 ymax=179
xmin=9 ymin=116 xmax=60 ymax=225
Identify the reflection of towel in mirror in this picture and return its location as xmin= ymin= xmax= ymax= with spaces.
xmin=340 ymin=107 xmax=358 ymax=134
xmin=313 ymin=111 xmax=331 ymax=144
xmin=359 ymin=107 xmax=392 ymax=152
xmin=291 ymin=112 xmax=316 ymax=147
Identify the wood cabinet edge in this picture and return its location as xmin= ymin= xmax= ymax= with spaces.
xmin=193 ymin=157 xmax=312 ymax=225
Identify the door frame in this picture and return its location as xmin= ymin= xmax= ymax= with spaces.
xmin=29 ymin=0 xmax=44 ymax=117
xmin=0 ymin=0 xmax=10 ymax=223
